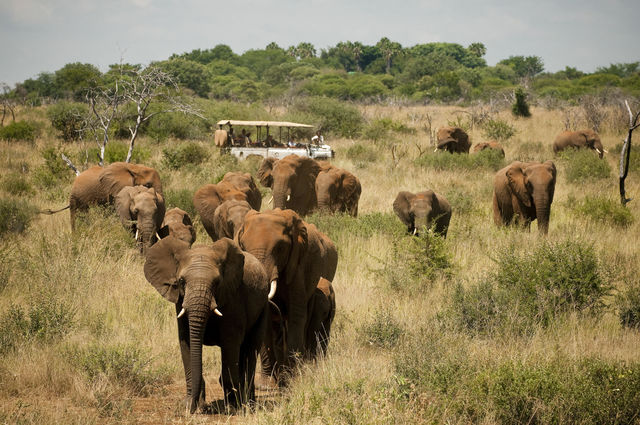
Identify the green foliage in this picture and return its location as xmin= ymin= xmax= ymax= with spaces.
xmin=0 ymin=298 xmax=75 ymax=354
xmin=444 ymin=188 xmax=478 ymax=216
xmin=613 ymin=142 xmax=640 ymax=173
xmin=287 ymin=97 xmax=363 ymax=138
xmin=46 ymin=101 xmax=88 ymax=142
xmin=498 ymin=55 xmax=544 ymax=78
xmin=345 ymin=143 xmax=377 ymax=165
xmin=0 ymin=198 xmax=38 ymax=235
xmin=482 ymin=118 xmax=516 ymax=141
xmin=618 ymin=283 xmax=640 ymax=329
xmin=32 ymin=147 xmax=74 ymax=189
xmin=306 ymin=212 xmax=403 ymax=243
xmin=163 ymin=189 xmax=196 ymax=218
xmin=395 ymin=331 xmax=640 ymax=424
xmin=162 ymin=142 xmax=210 ymax=170
xmin=571 ymin=195 xmax=634 ymax=227
xmin=415 ymin=149 xmax=505 ymax=171
xmin=359 ymin=308 xmax=404 ymax=348
xmin=512 ymin=87 xmax=531 ymax=117
xmin=362 ymin=117 xmax=415 ymax=143
xmin=84 ymin=141 xmax=151 ymax=164
xmin=53 ymin=62 xmax=102 ymax=100
xmin=447 ymin=239 xmax=611 ymax=334
xmin=0 ymin=120 xmax=39 ymax=142
xmin=560 ymin=149 xmax=611 ymax=182
xmin=2 ymin=173 xmax=34 ymax=195
xmin=156 ymin=58 xmax=210 ymax=97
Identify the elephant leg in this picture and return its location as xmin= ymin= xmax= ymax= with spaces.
xmin=286 ymin=286 xmax=309 ymax=363
xmin=220 ymin=342 xmax=242 ymax=408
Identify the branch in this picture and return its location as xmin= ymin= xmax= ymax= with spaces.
xmin=61 ymin=153 xmax=80 ymax=176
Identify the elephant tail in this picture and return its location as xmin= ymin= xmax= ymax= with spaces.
xmin=40 ymin=205 xmax=70 ymax=215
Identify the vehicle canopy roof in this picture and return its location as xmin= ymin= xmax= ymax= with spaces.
xmin=216 ymin=120 xmax=314 ymax=128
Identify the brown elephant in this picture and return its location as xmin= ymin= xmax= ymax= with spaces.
xmin=193 ymin=172 xmax=261 ymax=241
xmin=144 ymin=236 xmax=270 ymax=412
xmin=158 ymin=207 xmax=196 ymax=246
xmin=257 ymin=155 xmax=321 ymax=216
xmin=237 ymin=208 xmax=338 ymax=380
xmin=473 ymin=141 xmax=505 ymax=157
xmin=553 ymin=130 xmax=606 ymax=158
xmin=213 ymin=199 xmax=252 ymax=241
xmin=305 ymin=277 xmax=335 ymax=360
xmin=436 ymin=127 xmax=471 ymax=153
xmin=115 ymin=185 xmax=165 ymax=253
xmin=393 ymin=190 xmax=452 ymax=237
xmin=46 ymin=162 xmax=163 ymax=230
xmin=315 ymin=164 xmax=362 ymax=217
xmin=493 ymin=160 xmax=557 ymax=235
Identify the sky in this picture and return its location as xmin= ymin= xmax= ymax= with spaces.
xmin=1 ymin=0 xmax=639 ymax=86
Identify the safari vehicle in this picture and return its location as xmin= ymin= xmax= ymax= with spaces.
xmin=214 ymin=120 xmax=334 ymax=160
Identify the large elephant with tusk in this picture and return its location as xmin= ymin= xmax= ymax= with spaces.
xmin=553 ymin=129 xmax=607 ymax=158
xmin=115 ymin=185 xmax=165 ymax=254
xmin=144 ymin=236 xmax=270 ymax=413
xmin=393 ymin=190 xmax=452 ymax=237
xmin=236 ymin=208 xmax=337 ymax=382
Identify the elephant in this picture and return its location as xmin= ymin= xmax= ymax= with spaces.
xmin=158 ymin=207 xmax=196 ymax=246
xmin=315 ymin=164 xmax=362 ymax=217
xmin=45 ymin=162 xmax=163 ymax=230
xmin=193 ymin=172 xmax=261 ymax=241
xmin=213 ymin=200 xmax=252 ymax=241
xmin=493 ymin=160 xmax=557 ymax=235
xmin=393 ymin=190 xmax=452 ymax=237
xmin=236 ymin=208 xmax=338 ymax=380
xmin=473 ymin=141 xmax=505 ymax=157
xmin=436 ymin=127 xmax=471 ymax=153
xmin=115 ymin=185 xmax=165 ymax=253
xmin=553 ymin=130 xmax=606 ymax=158
xmin=257 ymin=155 xmax=321 ymax=216
xmin=305 ymin=277 xmax=335 ymax=360
xmin=144 ymin=236 xmax=270 ymax=412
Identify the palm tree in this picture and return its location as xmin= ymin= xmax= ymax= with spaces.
xmin=376 ymin=37 xmax=402 ymax=74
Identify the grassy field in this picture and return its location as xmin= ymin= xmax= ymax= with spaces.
xmin=1 ymin=104 xmax=640 ymax=424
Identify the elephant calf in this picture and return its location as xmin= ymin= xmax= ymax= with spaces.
xmin=473 ymin=141 xmax=505 ymax=157
xmin=393 ymin=190 xmax=452 ymax=237
xmin=493 ymin=160 xmax=557 ymax=235
xmin=115 ymin=185 xmax=165 ymax=254
xmin=213 ymin=199 xmax=252 ymax=240
xmin=158 ymin=207 xmax=196 ymax=246
xmin=305 ymin=277 xmax=335 ymax=360
xmin=553 ymin=129 xmax=606 ymax=158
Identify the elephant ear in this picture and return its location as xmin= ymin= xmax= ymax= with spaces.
xmin=151 ymin=188 xmax=166 ymax=229
xmin=393 ymin=191 xmax=415 ymax=226
xmin=114 ymin=186 xmax=139 ymax=227
xmin=130 ymin=164 xmax=163 ymax=194
xmin=235 ymin=209 xmax=258 ymax=243
xmin=210 ymin=238 xmax=245 ymax=293
xmin=257 ymin=158 xmax=277 ymax=188
xmin=144 ymin=236 xmax=191 ymax=303
xmin=283 ymin=210 xmax=308 ymax=282
xmin=100 ymin=162 xmax=135 ymax=200
xmin=506 ymin=163 xmax=532 ymax=208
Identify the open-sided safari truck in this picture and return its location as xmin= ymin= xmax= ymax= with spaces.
xmin=214 ymin=120 xmax=334 ymax=160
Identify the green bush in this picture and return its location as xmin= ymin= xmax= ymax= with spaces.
xmin=0 ymin=120 xmax=39 ymax=142
xmin=85 ymin=141 xmax=151 ymax=164
xmin=613 ymin=142 xmax=640 ymax=173
xmin=306 ymin=212 xmax=403 ymax=243
xmin=444 ymin=188 xmax=477 ymax=216
xmin=46 ymin=101 xmax=88 ymax=142
xmin=512 ymin=87 xmax=531 ymax=117
xmin=395 ymin=331 xmax=640 ymax=424
xmin=447 ymin=239 xmax=611 ymax=334
xmin=287 ymin=97 xmax=364 ymax=138
xmin=146 ymin=112 xmax=209 ymax=142
xmin=162 ymin=142 xmax=210 ymax=170
xmin=2 ymin=173 xmax=34 ymax=195
xmin=0 ymin=198 xmax=38 ymax=235
xmin=163 ymin=188 xmax=196 ymax=218
xmin=572 ymin=195 xmax=634 ymax=227
xmin=359 ymin=308 xmax=404 ymax=348
xmin=345 ymin=143 xmax=377 ymax=164
xmin=560 ymin=149 xmax=611 ymax=182
xmin=415 ymin=149 xmax=505 ymax=171
xmin=32 ymin=147 xmax=74 ymax=189
xmin=361 ymin=117 xmax=415 ymax=143
xmin=618 ymin=284 xmax=640 ymax=329
xmin=481 ymin=118 xmax=516 ymax=141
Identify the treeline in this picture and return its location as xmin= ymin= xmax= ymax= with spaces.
xmin=5 ymin=38 xmax=640 ymax=105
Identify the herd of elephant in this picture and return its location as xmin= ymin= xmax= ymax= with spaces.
xmin=45 ymin=126 xmax=605 ymax=413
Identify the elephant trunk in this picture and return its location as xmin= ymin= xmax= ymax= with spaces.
xmin=534 ymin=197 xmax=551 ymax=235
xmin=137 ymin=216 xmax=157 ymax=254
xmin=273 ymin=180 xmax=290 ymax=210
xmin=414 ymin=214 xmax=429 ymax=234
xmin=186 ymin=288 xmax=213 ymax=414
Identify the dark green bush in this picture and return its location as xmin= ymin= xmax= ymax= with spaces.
xmin=415 ymin=149 xmax=505 ymax=171
xmin=85 ymin=141 xmax=151 ymax=164
xmin=146 ymin=112 xmax=209 ymax=142
xmin=0 ymin=198 xmax=38 ymax=235
xmin=46 ymin=101 xmax=88 ymax=142
xmin=447 ymin=239 xmax=611 ymax=334
xmin=345 ymin=143 xmax=377 ymax=164
xmin=358 ymin=308 xmax=404 ymax=348
xmin=571 ymin=195 xmax=634 ymax=227
xmin=0 ymin=120 xmax=39 ymax=142
xmin=618 ymin=284 xmax=640 ymax=329
xmin=512 ymin=87 xmax=531 ymax=117
xmin=162 ymin=142 xmax=210 ymax=170
xmin=444 ymin=188 xmax=477 ymax=215
xmin=32 ymin=147 xmax=74 ymax=189
xmin=560 ymin=149 xmax=611 ymax=182
xmin=286 ymin=97 xmax=364 ymax=138
xmin=481 ymin=118 xmax=516 ymax=141
xmin=2 ymin=173 xmax=34 ymax=195
xmin=163 ymin=189 xmax=196 ymax=218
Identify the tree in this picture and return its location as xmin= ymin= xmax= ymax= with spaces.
xmin=156 ymin=58 xmax=211 ymax=97
xmin=339 ymin=41 xmax=364 ymax=72
xmin=54 ymin=62 xmax=102 ymax=100
xmin=467 ymin=42 xmax=487 ymax=58
xmin=512 ymin=87 xmax=531 ymax=117
xmin=498 ymin=55 xmax=544 ymax=79
xmin=0 ymin=83 xmax=16 ymax=126
xmin=376 ymin=37 xmax=403 ymax=74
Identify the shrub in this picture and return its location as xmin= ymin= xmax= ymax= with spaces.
xmin=32 ymin=147 xmax=74 ymax=189
xmin=358 ymin=307 xmax=404 ymax=348
xmin=2 ymin=173 xmax=34 ymax=195
xmin=572 ymin=195 xmax=634 ymax=227
xmin=0 ymin=198 xmax=38 ymax=235
xmin=415 ymin=149 xmax=505 ymax=171
xmin=287 ymin=97 xmax=364 ymax=138
xmin=444 ymin=188 xmax=477 ymax=216
xmin=46 ymin=101 xmax=88 ymax=142
xmin=163 ymin=188 xmax=196 ymax=218
xmin=306 ymin=212 xmax=404 ymax=243
xmin=345 ymin=143 xmax=377 ymax=164
xmin=617 ymin=284 xmax=640 ymax=329
xmin=146 ymin=112 xmax=209 ymax=142
xmin=0 ymin=120 xmax=39 ymax=142
xmin=162 ymin=142 xmax=210 ymax=170
xmin=512 ymin=87 xmax=531 ymax=117
xmin=482 ymin=118 xmax=516 ymax=141
xmin=560 ymin=149 xmax=611 ymax=182
xmin=362 ymin=118 xmax=415 ymax=143
xmin=447 ymin=239 xmax=611 ymax=334
xmin=613 ymin=142 xmax=640 ymax=173
xmin=85 ymin=141 xmax=151 ymax=164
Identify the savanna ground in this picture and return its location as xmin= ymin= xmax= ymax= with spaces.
xmin=1 ymin=104 xmax=640 ymax=424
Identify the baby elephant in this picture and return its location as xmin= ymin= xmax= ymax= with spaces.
xmin=213 ymin=199 xmax=253 ymax=240
xmin=158 ymin=207 xmax=196 ymax=246
xmin=393 ymin=190 xmax=452 ymax=237
xmin=305 ymin=278 xmax=336 ymax=360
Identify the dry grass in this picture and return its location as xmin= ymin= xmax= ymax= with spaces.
xmin=1 ymin=103 xmax=640 ymax=424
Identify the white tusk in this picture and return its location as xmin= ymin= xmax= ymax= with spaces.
xmin=286 ymin=194 xmax=291 ymax=202
xmin=156 ymin=232 xmax=161 ymax=240
xmin=135 ymin=228 xmax=139 ymax=240
xmin=177 ymin=308 xmax=186 ymax=319
xmin=595 ymin=148 xmax=602 ymax=154
xmin=412 ymin=228 xmax=417 ymax=236
xmin=268 ymin=196 xmax=273 ymax=205
xmin=434 ymin=147 xmax=438 ymax=152
xmin=268 ymin=280 xmax=277 ymax=300
xmin=603 ymin=149 xmax=609 ymax=153
xmin=214 ymin=308 xmax=223 ymax=317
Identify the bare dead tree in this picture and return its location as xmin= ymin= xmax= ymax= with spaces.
xmin=85 ymin=81 xmax=124 ymax=166
xmin=619 ymin=100 xmax=640 ymax=206
xmin=1 ymin=83 xmax=16 ymax=126
xmin=561 ymin=107 xmax=580 ymax=131
xmin=581 ymin=95 xmax=607 ymax=132
xmin=390 ymin=143 xmax=407 ymax=169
